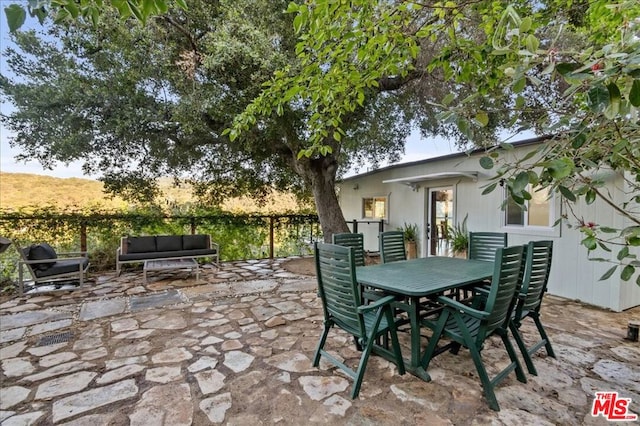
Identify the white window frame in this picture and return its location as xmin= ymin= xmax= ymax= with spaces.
xmin=502 ymin=185 xmax=561 ymax=237
xmin=362 ymin=196 xmax=388 ymax=221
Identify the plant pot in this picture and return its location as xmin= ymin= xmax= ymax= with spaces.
xmin=453 ymin=249 xmax=467 ymax=259
xmin=406 ymin=241 xmax=417 ymax=259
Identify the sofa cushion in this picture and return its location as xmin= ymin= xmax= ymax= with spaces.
xmin=119 ymin=248 xmax=217 ymax=262
xmin=127 ymin=236 xmax=157 ymax=253
xmin=34 ymin=258 xmax=89 ymax=278
xmin=156 ymin=236 xmax=183 ymax=252
xmin=183 ymin=235 xmax=208 ymax=250
xmin=28 ymin=243 xmax=58 ymax=270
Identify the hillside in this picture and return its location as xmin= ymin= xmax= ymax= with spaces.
xmin=0 ymin=172 xmax=311 ymax=213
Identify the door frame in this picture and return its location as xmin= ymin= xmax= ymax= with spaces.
xmin=425 ymin=186 xmax=455 ymax=257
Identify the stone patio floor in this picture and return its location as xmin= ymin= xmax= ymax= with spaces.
xmin=1 ymin=258 xmax=639 ymax=425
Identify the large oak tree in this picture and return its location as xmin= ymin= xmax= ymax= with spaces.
xmin=2 ymin=0 xmax=508 ymax=240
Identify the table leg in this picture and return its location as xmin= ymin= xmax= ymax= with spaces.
xmin=408 ymin=296 xmax=431 ymax=381
xmin=375 ymin=297 xmax=431 ymax=381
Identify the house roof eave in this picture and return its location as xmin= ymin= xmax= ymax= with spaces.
xmin=339 ymin=135 xmax=553 ymax=183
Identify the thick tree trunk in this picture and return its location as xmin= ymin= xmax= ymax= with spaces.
xmin=307 ymin=157 xmax=350 ymax=242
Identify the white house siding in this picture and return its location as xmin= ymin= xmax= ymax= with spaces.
xmin=338 ymin=142 xmax=640 ymax=312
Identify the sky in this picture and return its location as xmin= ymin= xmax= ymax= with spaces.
xmin=0 ymin=5 xmax=460 ymax=180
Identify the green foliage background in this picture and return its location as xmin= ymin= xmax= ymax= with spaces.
xmin=0 ymin=207 xmax=320 ymax=292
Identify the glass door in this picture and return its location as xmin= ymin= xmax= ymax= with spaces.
xmin=427 ymin=187 xmax=454 ymax=256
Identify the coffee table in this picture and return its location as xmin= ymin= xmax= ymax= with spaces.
xmin=143 ymin=258 xmax=200 ymax=284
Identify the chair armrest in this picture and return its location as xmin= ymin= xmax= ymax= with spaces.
xmin=475 ymin=286 xmax=490 ymax=295
xmin=57 ymin=251 xmax=88 ymax=258
xmin=436 ymin=295 xmax=489 ymax=319
xmin=20 ymin=256 xmax=87 ymax=265
xmin=357 ymin=295 xmax=397 ymax=313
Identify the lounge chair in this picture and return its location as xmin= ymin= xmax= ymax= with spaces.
xmin=15 ymin=241 xmax=90 ymax=295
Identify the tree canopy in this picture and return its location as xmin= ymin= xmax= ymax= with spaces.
xmin=226 ymin=0 xmax=640 ymax=284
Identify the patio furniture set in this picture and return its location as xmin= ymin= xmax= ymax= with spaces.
xmin=8 ymin=234 xmax=219 ymax=295
xmin=315 ymin=230 xmax=555 ymax=411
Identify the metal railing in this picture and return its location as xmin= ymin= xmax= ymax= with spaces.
xmin=0 ymin=212 xmax=321 ymax=264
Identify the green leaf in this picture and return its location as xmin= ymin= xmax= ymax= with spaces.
xmin=621 ymin=265 xmax=635 ymax=281
xmin=513 ymin=78 xmax=526 ymax=93
xmin=587 ymin=85 xmax=609 ymax=113
xmin=585 ymin=189 xmax=596 ymax=204
xmin=558 ymin=185 xmax=577 ymax=202
xmin=629 ymin=79 xmax=640 ymax=107
xmin=513 ymin=172 xmax=529 ymax=193
xmin=605 ymin=82 xmax=621 ymax=118
xmin=293 ymin=14 xmax=303 ymax=33
xmin=618 ymin=246 xmax=629 ymax=261
xmin=155 ymin=0 xmax=168 ymax=13
xmin=582 ymin=236 xmax=597 ymax=251
xmin=4 ymin=4 xmax=26 ymax=32
xmin=519 ymin=17 xmax=532 ymax=33
xmin=442 ymin=93 xmax=455 ymax=106
xmin=525 ymin=34 xmax=539 ymax=52
xmin=571 ymin=133 xmax=586 ymax=149
xmin=556 ymin=62 xmax=581 ymax=76
xmin=599 ymin=265 xmax=618 ymax=281
xmin=475 ymin=111 xmax=489 ymax=127
xmin=479 ymin=156 xmax=494 ymax=170
xmin=599 ymin=227 xmax=617 ymax=233
xmin=546 ymin=157 xmax=574 ymax=179
xmin=456 ymin=117 xmax=472 ymax=139
xmin=481 ymin=182 xmax=497 ymax=195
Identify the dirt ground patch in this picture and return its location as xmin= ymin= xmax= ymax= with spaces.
xmin=281 ymin=253 xmax=381 ymax=276
xmin=281 ymin=257 xmax=316 ymax=275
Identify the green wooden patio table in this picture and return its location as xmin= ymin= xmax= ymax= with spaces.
xmin=356 ymin=256 xmax=494 ymax=381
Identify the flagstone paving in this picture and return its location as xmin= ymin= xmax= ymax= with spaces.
xmin=0 ymin=257 xmax=639 ymax=425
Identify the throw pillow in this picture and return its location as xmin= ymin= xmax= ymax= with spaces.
xmin=28 ymin=243 xmax=58 ymax=270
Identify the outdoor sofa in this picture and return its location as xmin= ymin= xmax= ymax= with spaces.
xmin=116 ymin=234 xmax=219 ymax=275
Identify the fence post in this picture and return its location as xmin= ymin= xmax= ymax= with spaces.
xmin=80 ymin=221 xmax=87 ymax=252
xmin=352 ymin=219 xmax=358 ymax=233
xmin=269 ymin=216 xmax=275 ymax=259
xmin=379 ymin=220 xmax=384 ymax=234
xmin=190 ymin=217 xmax=196 ymax=235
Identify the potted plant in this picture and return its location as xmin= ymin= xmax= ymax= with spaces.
xmin=400 ymin=222 xmax=419 ymax=259
xmin=449 ymin=214 xmax=469 ymax=258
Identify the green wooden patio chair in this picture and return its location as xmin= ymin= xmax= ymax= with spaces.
xmin=509 ymin=240 xmax=556 ymax=376
xmin=380 ymin=231 xmax=406 ymax=263
xmin=313 ymin=243 xmax=405 ymax=399
xmin=468 ymin=232 xmax=508 ymax=262
xmin=454 ymin=232 xmax=508 ymax=301
xmin=332 ymin=233 xmax=365 ymax=266
xmin=421 ymin=245 xmax=527 ymax=411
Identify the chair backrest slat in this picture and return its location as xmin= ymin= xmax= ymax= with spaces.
xmin=332 ymin=233 xmax=365 ymax=267
xmin=520 ymin=241 xmax=553 ymax=313
xmin=380 ymin=231 xmax=406 ymax=263
xmin=482 ymin=245 xmax=523 ymax=338
xmin=315 ymin=243 xmax=365 ymax=336
xmin=468 ymin=232 xmax=508 ymax=262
